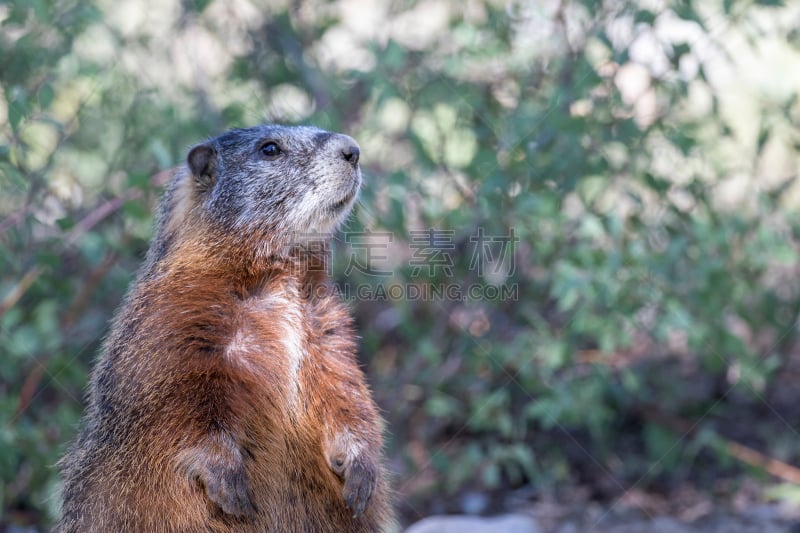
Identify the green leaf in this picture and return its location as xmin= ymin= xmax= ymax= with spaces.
xmin=37 ymin=83 xmax=54 ymax=109
xmin=634 ymin=10 xmax=656 ymax=26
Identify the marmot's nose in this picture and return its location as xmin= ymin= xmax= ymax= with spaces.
xmin=330 ymin=134 xmax=360 ymax=167
xmin=342 ymin=145 xmax=360 ymax=166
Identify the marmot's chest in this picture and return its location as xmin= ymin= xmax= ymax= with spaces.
xmin=222 ymin=287 xmax=306 ymax=403
xmin=221 ymin=285 xmax=347 ymax=414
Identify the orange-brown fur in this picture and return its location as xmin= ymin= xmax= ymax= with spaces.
xmin=58 ymin=126 xmax=394 ymax=532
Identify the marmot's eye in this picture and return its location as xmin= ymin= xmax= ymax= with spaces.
xmin=260 ymin=142 xmax=282 ymax=158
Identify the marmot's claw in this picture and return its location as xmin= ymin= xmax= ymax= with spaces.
xmin=341 ymin=457 xmax=376 ymax=518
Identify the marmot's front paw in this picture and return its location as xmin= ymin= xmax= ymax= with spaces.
xmin=176 ymin=438 xmax=256 ymax=518
xmin=331 ymin=454 xmax=377 ymax=518
xmin=202 ymin=462 xmax=255 ymax=517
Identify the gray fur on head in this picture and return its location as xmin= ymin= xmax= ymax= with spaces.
xmin=198 ymin=125 xmax=361 ymax=237
xmin=147 ymin=125 xmax=362 ymax=267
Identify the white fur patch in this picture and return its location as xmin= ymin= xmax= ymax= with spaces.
xmin=279 ymin=308 xmax=305 ymax=408
xmin=328 ymin=427 xmax=365 ymax=462
xmin=244 ymin=287 xmax=306 ymax=408
xmin=224 ymin=328 xmax=259 ymax=373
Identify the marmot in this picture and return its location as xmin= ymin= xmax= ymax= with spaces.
xmin=58 ymin=125 xmax=395 ymax=532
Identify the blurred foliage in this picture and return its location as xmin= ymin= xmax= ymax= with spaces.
xmin=2 ymin=0 xmax=800 ymax=528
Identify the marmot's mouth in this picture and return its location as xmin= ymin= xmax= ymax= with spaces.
xmin=331 ymin=185 xmax=359 ymax=211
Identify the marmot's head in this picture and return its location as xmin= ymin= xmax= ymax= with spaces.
xmin=184 ymin=125 xmax=361 ymax=242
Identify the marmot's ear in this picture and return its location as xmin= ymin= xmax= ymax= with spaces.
xmin=187 ymin=143 xmax=217 ymax=191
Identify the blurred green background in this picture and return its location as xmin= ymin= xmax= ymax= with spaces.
xmin=2 ymin=0 xmax=800 ymax=530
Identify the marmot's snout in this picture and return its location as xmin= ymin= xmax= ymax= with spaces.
xmin=327 ymin=134 xmax=361 ymax=168
xmin=322 ymin=134 xmax=362 ymax=214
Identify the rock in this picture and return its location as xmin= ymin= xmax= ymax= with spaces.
xmin=459 ymin=491 xmax=490 ymax=515
xmin=405 ymin=514 xmax=542 ymax=533
xmin=5 ymin=527 xmax=40 ymax=533
xmin=643 ymin=517 xmax=694 ymax=532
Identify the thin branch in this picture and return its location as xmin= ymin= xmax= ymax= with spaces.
xmin=641 ymin=405 xmax=800 ymax=485
xmin=0 ymin=266 xmax=42 ymax=317
xmin=726 ymin=441 xmax=800 ymax=485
